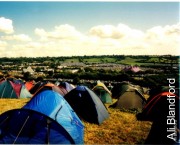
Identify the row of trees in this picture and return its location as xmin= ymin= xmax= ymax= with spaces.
xmin=54 ymin=72 xmax=178 ymax=87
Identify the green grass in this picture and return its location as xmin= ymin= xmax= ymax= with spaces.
xmin=116 ymin=57 xmax=143 ymax=65
xmin=83 ymin=58 xmax=101 ymax=63
xmin=100 ymin=57 xmax=117 ymax=63
xmin=64 ymin=58 xmax=80 ymax=63
xmin=83 ymin=57 xmax=117 ymax=63
xmin=60 ymin=56 xmax=178 ymax=67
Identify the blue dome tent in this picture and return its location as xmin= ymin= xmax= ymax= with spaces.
xmin=0 ymin=109 xmax=74 ymax=144
xmin=23 ymin=90 xmax=84 ymax=144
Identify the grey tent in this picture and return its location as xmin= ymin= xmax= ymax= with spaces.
xmin=111 ymin=82 xmax=146 ymax=112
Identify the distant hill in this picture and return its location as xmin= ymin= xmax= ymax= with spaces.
xmin=0 ymin=55 xmax=178 ymax=66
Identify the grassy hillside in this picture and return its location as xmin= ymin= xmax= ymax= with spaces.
xmin=0 ymin=99 xmax=152 ymax=144
xmin=60 ymin=55 xmax=178 ymax=66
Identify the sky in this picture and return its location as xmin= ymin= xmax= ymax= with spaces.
xmin=0 ymin=1 xmax=179 ymax=57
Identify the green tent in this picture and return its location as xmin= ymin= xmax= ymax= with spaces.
xmin=0 ymin=80 xmax=18 ymax=98
xmin=92 ymin=81 xmax=112 ymax=104
xmin=0 ymin=79 xmax=32 ymax=99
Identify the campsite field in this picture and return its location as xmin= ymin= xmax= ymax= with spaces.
xmin=0 ymin=99 xmax=152 ymax=144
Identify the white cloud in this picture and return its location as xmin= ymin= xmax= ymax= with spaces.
xmin=89 ymin=23 xmax=144 ymax=39
xmin=0 ymin=40 xmax=7 ymax=47
xmin=88 ymin=23 xmax=180 ymax=55
xmin=144 ymin=23 xmax=180 ymax=55
xmin=1 ymin=34 xmax=32 ymax=42
xmin=0 ymin=17 xmax=14 ymax=34
xmin=146 ymin=24 xmax=180 ymax=45
xmin=0 ymin=23 xmax=179 ymax=57
xmin=0 ymin=41 xmax=8 ymax=56
xmin=35 ymin=24 xmax=84 ymax=41
xmin=89 ymin=25 xmax=124 ymax=39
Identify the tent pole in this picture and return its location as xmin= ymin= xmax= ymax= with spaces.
xmin=46 ymin=119 xmax=51 ymax=144
xmin=1 ymin=85 xmax=6 ymax=98
xmin=0 ymin=116 xmax=9 ymax=126
xmin=13 ymin=116 xmax=30 ymax=144
xmin=10 ymin=89 xmax=13 ymax=98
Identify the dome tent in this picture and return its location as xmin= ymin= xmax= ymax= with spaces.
xmin=29 ymin=81 xmax=47 ymax=95
xmin=0 ymin=79 xmax=32 ymax=99
xmin=0 ymin=109 xmax=74 ymax=144
xmin=92 ymin=80 xmax=112 ymax=104
xmin=58 ymin=81 xmax=75 ymax=92
xmin=64 ymin=86 xmax=109 ymax=124
xmin=110 ymin=82 xmax=146 ymax=112
xmin=32 ymin=83 xmax=67 ymax=97
xmin=136 ymin=92 xmax=179 ymax=144
xmin=55 ymin=81 xmax=75 ymax=96
xmin=23 ymin=90 xmax=84 ymax=144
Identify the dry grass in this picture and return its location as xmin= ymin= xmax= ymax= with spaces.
xmin=84 ymin=107 xmax=152 ymax=144
xmin=0 ymin=99 xmax=152 ymax=144
xmin=0 ymin=99 xmax=29 ymax=114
